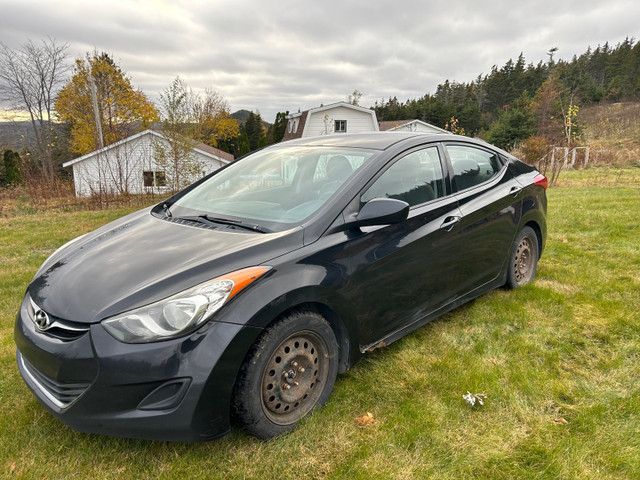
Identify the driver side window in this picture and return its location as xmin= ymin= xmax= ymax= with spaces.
xmin=361 ymin=146 xmax=444 ymax=207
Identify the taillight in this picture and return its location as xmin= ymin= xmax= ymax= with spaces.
xmin=534 ymin=174 xmax=548 ymax=190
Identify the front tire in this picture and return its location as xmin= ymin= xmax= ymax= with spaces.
xmin=233 ymin=311 xmax=339 ymax=439
xmin=506 ymin=226 xmax=539 ymax=289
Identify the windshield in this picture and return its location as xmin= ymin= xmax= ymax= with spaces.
xmin=171 ymin=145 xmax=376 ymax=230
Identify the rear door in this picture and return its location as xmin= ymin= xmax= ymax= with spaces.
xmin=443 ymin=143 xmax=523 ymax=293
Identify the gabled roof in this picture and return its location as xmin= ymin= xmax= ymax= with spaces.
xmin=298 ymin=101 xmax=376 ymax=116
xmin=194 ymin=142 xmax=234 ymax=162
xmin=62 ymin=129 xmax=233 ymax=168
xmin=378 ymin=119 xmax=450 ymax=134
xmin=378 ymin=119 xmax=416 ymax=131
xmin=282 ymin=102 xmax=378 ymax=141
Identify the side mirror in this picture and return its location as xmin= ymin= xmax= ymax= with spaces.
xmin=351 ymin=198 xmax=409 ymax=228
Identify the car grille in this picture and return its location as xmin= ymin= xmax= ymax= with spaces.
xmin=27 ymin=294 xmax=89 ymax=341
xmin=19 ymin=354 xmax=91 ymax=408
xmin=39 ymin=320 xmax=89 ymax=341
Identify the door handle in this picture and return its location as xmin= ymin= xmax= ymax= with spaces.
xmin=440 ymin=216 xmax=461 ymax=231
xmin=509 ymin=185 xmax=522 ymax=197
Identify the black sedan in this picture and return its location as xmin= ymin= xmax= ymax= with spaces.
xmin=15 ymin=132 xmax=547 ymax=441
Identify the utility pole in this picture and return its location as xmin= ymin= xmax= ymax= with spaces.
xmin=90 ymin=77 xmax=104 ymax=149
xmin=547 ymin=47 xmax=558 ymax=66
xmin=90 ymin=76 xmax=105 ymax=202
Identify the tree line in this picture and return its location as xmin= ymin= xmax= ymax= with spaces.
xmin=2 ymin=37 xmax=639 ymax=189
xmin=374 ymin=37 xmax=640 ymax=153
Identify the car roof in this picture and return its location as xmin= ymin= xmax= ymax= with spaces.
xmin=273 ymin=132 xmax=521 ymax=163
xmin=280 ymin=132 xmax=459 ymax=150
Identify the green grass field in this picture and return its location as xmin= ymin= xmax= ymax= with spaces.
xmin=1 ymin=169 xmax=639 ymax=479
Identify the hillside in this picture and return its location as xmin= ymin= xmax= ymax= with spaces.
xmin=231 ymin=109 xmax=271 ymax=128
xmin=0 ymin=121 xmax=35 ymax=149
xmin=579 ymin=102 xmax=640 ymax=167
xmin=230 ymin=109 xmax=251 ymax=123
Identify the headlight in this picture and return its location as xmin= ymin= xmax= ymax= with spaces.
xmin=102 ymin=266 xmax=270 ymax=343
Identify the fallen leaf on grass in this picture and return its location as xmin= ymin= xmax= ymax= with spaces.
xmin=355 ymin=412 xmax=375 ymax=426
xmin=8 ymin=462 xmax=24 ymax=477
xmin=554 ymin=417 xmax=569 ymax=424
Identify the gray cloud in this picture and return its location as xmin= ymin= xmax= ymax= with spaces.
xmin=1 ymin=0 xmax=638 ymax=121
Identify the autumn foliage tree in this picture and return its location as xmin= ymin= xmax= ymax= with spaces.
xmin=189 ymin=87 xmax=239 ymax=147
xmin=55 ymin=52 xmax=158 ymax=155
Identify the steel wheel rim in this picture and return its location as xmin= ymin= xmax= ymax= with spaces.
xmin=260 ymin=330 xmax=329 ymax=425
xmin=514 ymin=236 xmax=534 ymax=285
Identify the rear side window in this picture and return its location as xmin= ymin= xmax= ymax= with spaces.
xmin=361 ymin=146 xmax=444 ymax=207
xmin=445 ymin=145 xmax=502 ymax=192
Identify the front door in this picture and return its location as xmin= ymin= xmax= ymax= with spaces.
xmin=340 ymin=145 xmax=467 ymax=348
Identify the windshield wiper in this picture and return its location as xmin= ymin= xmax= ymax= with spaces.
xmin=175 ymin=215 xmax=270 ymax=233
xmin=203 ymin=215 xmax=271 ymax=233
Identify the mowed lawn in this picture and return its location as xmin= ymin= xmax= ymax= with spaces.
xmin=1 ymin=169 xmax=639 ymax=479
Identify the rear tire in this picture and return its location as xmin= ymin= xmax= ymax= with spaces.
xmin=506 ymin=226 xmax=539 ymax=289
xmin=233 ymin=311 xmax=338 ymax=439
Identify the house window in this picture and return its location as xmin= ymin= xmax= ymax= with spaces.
xmin=143 ymin=171 xmax=167 ymax=187
xmin=155 ymin=171 xmax=167 ymax=186
xmin=334 ymin=120 xmax=347 ymax=133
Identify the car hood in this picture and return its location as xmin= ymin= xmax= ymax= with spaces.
xmin=29 ymin=209 xmax=303 ymax=323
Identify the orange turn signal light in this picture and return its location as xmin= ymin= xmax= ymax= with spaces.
xmin=219 ymin=266 xmax=271 ymax=301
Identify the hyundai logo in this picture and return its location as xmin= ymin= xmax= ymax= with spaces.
xmin=34 ymin=309 xmax=51 ymax=331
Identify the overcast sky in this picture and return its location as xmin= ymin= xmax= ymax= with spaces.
xmin=1 ymin=0 xmax=639 ymax=122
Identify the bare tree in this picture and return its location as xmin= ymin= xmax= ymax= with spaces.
xmin=347 ymin=89 xmax=363 ymax=106
xmin=154 ymin=77 xmax=204 ymax=192
xmin=0 ymin=38 xmax=69 ymax=182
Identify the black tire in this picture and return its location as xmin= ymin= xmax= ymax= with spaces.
xmin=506 ymin=226 xmax=539 ymax=289
xmin=233 ymin=311 xmax=339 ymax=439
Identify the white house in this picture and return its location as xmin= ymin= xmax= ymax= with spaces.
xmin=63 ymin=129 xmax=233 ymax=197
xmin=378 ymin=119 xmax=451 ymax=134
xmin=281 ymin=102 xmax=451 ymax=141
xmin=282 ymin=102 xmax=379 ymax=141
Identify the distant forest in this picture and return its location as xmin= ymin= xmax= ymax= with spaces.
xmin=373 ymin=38 xmax=640 ymax=149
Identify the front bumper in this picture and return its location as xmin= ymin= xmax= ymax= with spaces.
xmin=14 ymin=293 xmax=262 ymax=442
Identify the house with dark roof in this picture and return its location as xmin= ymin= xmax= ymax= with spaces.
xmin=63 ymin=129 xmax=233 ymax=196
xmin=282 ymin=102 xmax=379 ymax=141
xmin=281 ymin=102 xmax=450 ymax=141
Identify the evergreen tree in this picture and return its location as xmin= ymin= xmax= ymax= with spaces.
xmin=266 ymin=111 xmax=289 ymax=144
xmin=243 ymin=111 xmax=265 ymax=151
xmin=483 ymin=96 xmax=537 ymax=150
xmin=3 ymin=150 xmax=23 ymax=185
